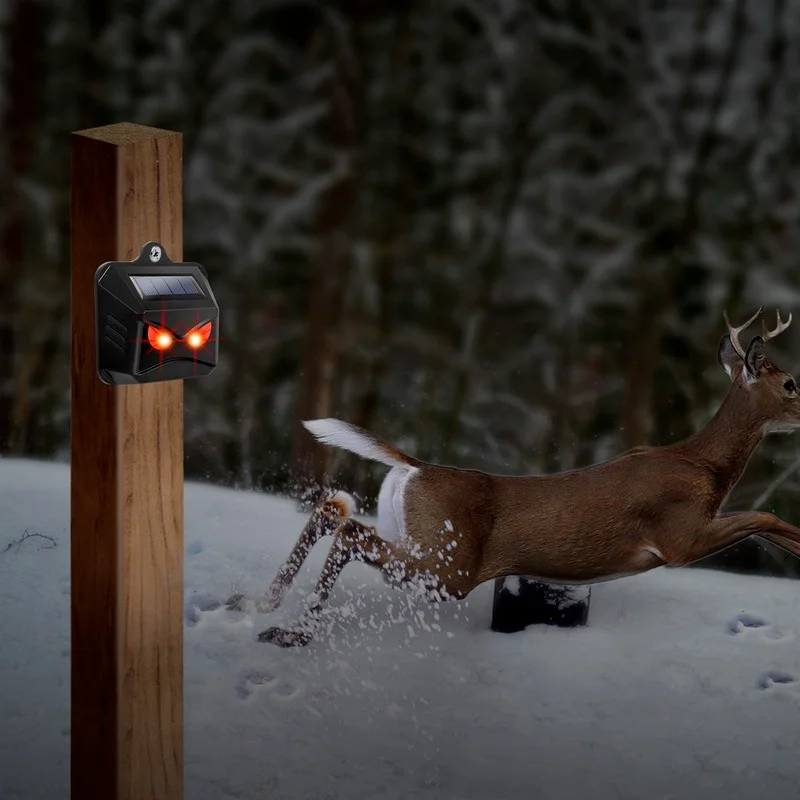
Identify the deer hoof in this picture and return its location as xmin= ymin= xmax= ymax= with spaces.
xmin=258 ymin=626 xmax=313 ymax=647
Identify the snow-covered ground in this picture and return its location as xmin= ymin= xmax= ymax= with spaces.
xmin=1 ymin=458 xmax=799 ymax=800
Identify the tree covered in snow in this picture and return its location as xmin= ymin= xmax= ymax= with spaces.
xmin=2 ymin=0 xmax=800 ymax=574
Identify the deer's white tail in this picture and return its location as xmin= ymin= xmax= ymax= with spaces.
xmin=302 ymin=419 xmax=421 ymax=469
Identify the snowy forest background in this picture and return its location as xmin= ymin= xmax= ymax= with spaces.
xmin=2 ymin=0 xmax=800 ymax=576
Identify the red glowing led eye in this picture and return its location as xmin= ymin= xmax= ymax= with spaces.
xmin=186 ymin=322 xmax=212 ymax=349
xmin=147 ymin=325 xmax=174 ymax=351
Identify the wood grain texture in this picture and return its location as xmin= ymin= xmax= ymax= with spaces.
xmin=71 ymin=123 xmax=183 ymax=800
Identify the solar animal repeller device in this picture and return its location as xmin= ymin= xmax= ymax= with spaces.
xmin=95 ymin=241 xmax=220 ymax=385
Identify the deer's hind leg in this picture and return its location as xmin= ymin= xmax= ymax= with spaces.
xmin=226 ymin=490 xmax=355 ymax=613
xmin=259 ymin=519 xmax=474 ymax=647
xmin=259 ymin=517 xmax=399 ymax=647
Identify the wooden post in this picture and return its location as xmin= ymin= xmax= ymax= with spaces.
xmin=70 ymin=123 xmax=183 ymax=800
xmin=491 ymin=577 xmax=591 ymax=633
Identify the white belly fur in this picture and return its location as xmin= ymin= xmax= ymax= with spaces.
xmin=376 ymin=466 xmax=417 ymax=542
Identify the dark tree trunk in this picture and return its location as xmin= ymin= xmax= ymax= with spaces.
xmin=0 ymin=0 xmax=47 ymax=453
xmin=291 ymin=16 xmax=361 ymax=487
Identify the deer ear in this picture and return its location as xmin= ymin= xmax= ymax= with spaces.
xmin=744 ymin=335 xmax=767 ymax=380
xmin=717 ymin=335 xmax=742 ymax=380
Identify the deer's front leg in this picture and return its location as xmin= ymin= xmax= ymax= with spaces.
xmin=681 ymin=511 xmax=800 ymax=565
xmin=734 ymin=512 xmax=800 ymax=559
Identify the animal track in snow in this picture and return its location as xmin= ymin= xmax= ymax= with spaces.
xmin=186 ymin=539 xmax=204 ymax=556
xmin=725 ymin=613 xmax=799 ymax=695
xmin=236 ymin=670 xmax=276 ymax=699
xmin=184 ymin=593 xmax=222 ymax=627
xmin=236 ymin=669 xmax=301 ymax=701
xmin=724 ymin=612 xmax=788 ymax=642
xmin=755 ymin=670 xmax=798 ymax=691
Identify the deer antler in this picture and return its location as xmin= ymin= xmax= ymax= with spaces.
xmin=762 ymin=309 xmax=793 ymax=344
xmin=723 ymin=306 xmax=763 ymax=359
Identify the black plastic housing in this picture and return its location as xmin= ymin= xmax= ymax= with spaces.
xmin=95 ymin=241 xmax=219 ymax=385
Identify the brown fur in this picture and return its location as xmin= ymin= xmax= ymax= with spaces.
xmin=240 ymin=314 xmax=800 ymax=646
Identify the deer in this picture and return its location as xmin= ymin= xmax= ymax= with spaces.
xmin=228 ymin=308 xmax=800 ymax=647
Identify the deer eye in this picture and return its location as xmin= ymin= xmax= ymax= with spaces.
xmin=784 ymin=378 xmax=797 ymax=394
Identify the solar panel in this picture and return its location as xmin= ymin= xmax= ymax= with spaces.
xmin=130 ymin=274 xmax=204 ymax=299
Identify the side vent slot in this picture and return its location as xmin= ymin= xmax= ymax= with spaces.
xmin=104 ymin=314 xmax=128 ymax=352
xmin=103 ymin=333 xmax=125 ymax=352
